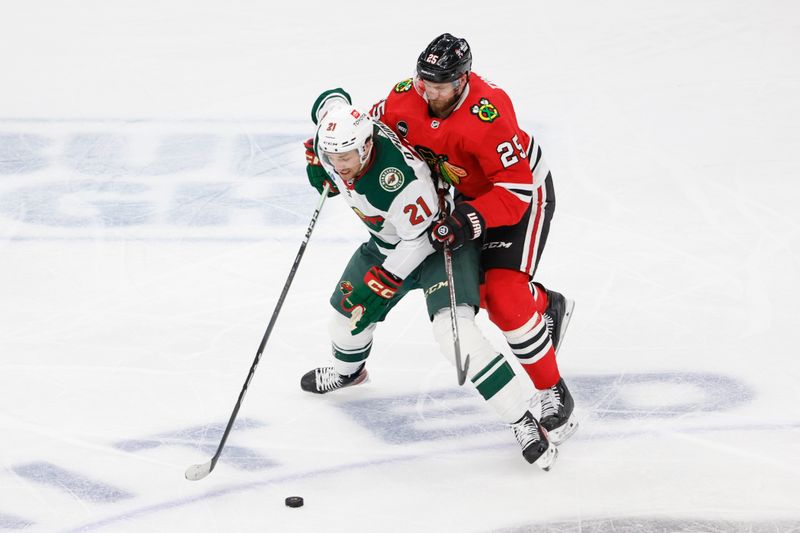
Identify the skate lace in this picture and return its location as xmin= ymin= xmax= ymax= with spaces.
xmin=315 ymin=367 xmax=343 ymax=392
xmin=511 ymin=416 xmax=540 ymax=449
xmin=543 ymin=312 xmax=555 ymax=338
xmin=539 ymin=386 xmax=562 ymax=418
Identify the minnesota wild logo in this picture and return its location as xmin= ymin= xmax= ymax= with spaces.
xmin=470 ymin=98 xmax=499 ymax=123
xmin=379 ymin=167 xmax=405 ymax=191
xmin=339 ymin=280 xmax=356 ymax=312
xmin=415 ymin=145 xmax=468 ymax=185
xmin=339 ymin=280 xmax=354 ymax=295
xmin=394 ymin=79 xmax=413 ymax=93
xmin=352 ymin=207 xmax=385 ymax=232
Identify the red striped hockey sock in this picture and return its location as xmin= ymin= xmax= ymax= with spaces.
xmin=483 ymin=268 xmax=561 ymax=390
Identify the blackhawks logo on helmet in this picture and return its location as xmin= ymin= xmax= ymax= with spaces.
xmin=470 ymin=98 xmax=499 ymax=123
xmin=394 ymin=79 xmax=413 ymax=93
xmin=415 ymin=145 xmax=468 ymax=185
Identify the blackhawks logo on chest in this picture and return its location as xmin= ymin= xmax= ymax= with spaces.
xmin=414 ymin=145 xmax=467 ymax=185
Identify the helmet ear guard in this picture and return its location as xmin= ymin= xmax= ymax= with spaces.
xmin=416 ymin=32 xmax=472 ymax=83
xmin=317 ymin=105 xmax=375 ymax=165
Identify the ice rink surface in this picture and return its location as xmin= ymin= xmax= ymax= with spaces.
xmin=1 ymin=1 xmax=799 ymax=531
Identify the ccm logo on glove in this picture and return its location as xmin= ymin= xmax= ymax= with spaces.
xmin=343 ymin=265 xmax=403 ymax=334
xmin=363 ymin=267 xmax=401 ymax=298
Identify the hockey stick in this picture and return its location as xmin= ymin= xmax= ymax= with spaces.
xmin=185 ymin=182 xmax=331 ymax=481
xmin=434 ymin=185 xmax=470 ymax=386
xmin=443 ymin=242 xmax=470 ymax=386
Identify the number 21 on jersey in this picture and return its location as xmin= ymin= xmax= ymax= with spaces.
xmin=403 ymin=196 xmax=433 ymax=225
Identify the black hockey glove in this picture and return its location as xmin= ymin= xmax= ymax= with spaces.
xmin=343 ymin=266 xmax=402 ymax=334
xmin=428 ymin=202 xmax=485 ymax=251
xmin=304 ymin=138 xmax=339 ymax=197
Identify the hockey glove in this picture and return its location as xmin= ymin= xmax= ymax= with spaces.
xmin=428 ymin=202 xmax=485 ymax=251
xmin=304 ymin=138 xmax=339 ymax=197
xmin=344 ymin=266 xmax=402 ymax=334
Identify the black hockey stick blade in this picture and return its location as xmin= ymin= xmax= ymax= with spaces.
xmin=185 ymin=460 xmax=213 ymax=481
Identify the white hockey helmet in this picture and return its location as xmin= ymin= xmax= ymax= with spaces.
xmin=317 ymin=105 xmax=374 ymax=164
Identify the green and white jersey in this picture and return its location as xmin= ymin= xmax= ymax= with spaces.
xmin=314 ymin=120 xmax=441 ymax=279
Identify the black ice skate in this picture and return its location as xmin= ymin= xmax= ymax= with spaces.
xmin=300 ymin=365 xmax=369 ymax=394
xmin=534 ymin=283 xmax=575 ymax=355
xmin=509 ymin=411 xmax=558 ymax=470
xmin=538 ymin=378 xmax=578 ymax=445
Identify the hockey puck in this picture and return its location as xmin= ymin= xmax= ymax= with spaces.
xmin=285 ymin=496 xmax=304 ymax=508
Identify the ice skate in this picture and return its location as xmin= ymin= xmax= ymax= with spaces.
xmin=538 ymin=378 xmax=578 ymax=445
xmin=300 ymin=364 xmax=369 ymax=394
xmin=532 ymin=282 xmax=575 ymax=355
xmin=509 ymin=411 xmax=558 ymax=470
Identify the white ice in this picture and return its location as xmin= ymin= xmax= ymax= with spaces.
xmin=1 ymin=1 xmax=799 ymax=531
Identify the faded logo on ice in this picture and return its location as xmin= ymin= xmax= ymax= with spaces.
xmin=0 ymin=120 xmax=311 ymax=241
xmin=338 ymin=372 xmax=754 ymax=445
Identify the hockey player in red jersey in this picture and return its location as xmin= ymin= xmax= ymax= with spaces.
xmin=371 ymin=33 xmax=578 ymax=444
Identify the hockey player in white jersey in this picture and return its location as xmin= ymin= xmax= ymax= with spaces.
xmin=300 ymin=88 xmax=557 ymax=468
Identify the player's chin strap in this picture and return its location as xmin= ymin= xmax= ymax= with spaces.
xmin=436 ymin=184 xmax=470 ymax=386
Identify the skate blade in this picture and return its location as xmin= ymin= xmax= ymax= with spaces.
xmin=555 ymin=298 xmax=575 ymax=356
xmin=355 ymin=372 xmax=370 ymax=387
xmin=548 ymin=417 xmax=579 ymax=446
xmin=339 ymin=371 xmax=370 ymax=391
xmin=536 ymin=443 xmax=558 ymax=472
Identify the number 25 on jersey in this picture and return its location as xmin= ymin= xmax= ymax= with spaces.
xmin=497 ymin=134 xmax=527 ymax=168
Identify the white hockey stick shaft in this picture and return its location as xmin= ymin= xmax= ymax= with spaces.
xmin=444 ymin=243 xmax=470 ymax=386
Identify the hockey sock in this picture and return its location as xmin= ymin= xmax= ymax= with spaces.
xmin=329 ymin=311 xmax=374 ymax=375
xmin=504 ymin=314 xmax=559 ymax=389
xmin=432 ymin=306 xmax=528 ymax=423
xmin=332 ymin=342 xmax=371 ymax=376
xmin=483 ymin=269 xmax=560 ymax=390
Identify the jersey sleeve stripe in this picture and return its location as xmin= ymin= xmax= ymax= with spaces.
xmin=525 ymin=134 xmax=543 ymax=173
xmin=531 ymin=146 xmax=542 ymax=173
xmin=503 ymin=187 xmax=533 ymax=197
xmin=495 ymin=182 xmax=534 ymax=196
xmin=494 ymin=182 xmax=534 ymax=191
xmin=494 ymin=182 xmax=534 ymax=203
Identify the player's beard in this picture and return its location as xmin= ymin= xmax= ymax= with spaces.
xmin=428 ymin=91 xmax=462 ymax=118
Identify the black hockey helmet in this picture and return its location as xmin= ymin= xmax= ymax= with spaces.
xmin=416 ymin=33 xmax=472 ymax=83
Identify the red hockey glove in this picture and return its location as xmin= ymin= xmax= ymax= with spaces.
xmin=304 ymin=138 xmax=339 ymax=197
xmin=428 ymin=202 xmax=485 ymax=251
xmin=343 ymin=266 xmax=403 ymax=334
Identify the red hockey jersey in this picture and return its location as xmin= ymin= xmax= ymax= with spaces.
xmin=371 ymin=74 xmax=549 ymax=228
